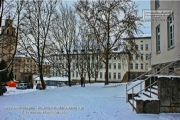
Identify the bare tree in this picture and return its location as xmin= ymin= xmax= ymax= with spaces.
xmin=51 ymin=3 xmax=77 ymax=87
xmin=0 ymin=0 xmax=24 ymax=95
xmin=75 ymin=0 xmax=141 ymax=85
xmin=18 ymin=0 xmax=57 ymax=89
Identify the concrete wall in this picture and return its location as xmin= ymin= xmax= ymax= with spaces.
xmin=158 ymin=77 xmax=180 ymax=112
xmin=136 ymin=100 xmax=159 ymax=114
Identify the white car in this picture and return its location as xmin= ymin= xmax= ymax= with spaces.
xmin=16 ymin=83 xmax=27 ymax=89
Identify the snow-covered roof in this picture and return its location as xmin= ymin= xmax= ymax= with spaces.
xmin=34 ymin=76 xmax=68 ymax=82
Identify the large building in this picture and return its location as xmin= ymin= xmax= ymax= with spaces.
xmin=126 ymin=1 xmax=180 ymax=113
xmin=0 ymin=18 xmax=16 ymax=62
xmin=51 ymin=36 xmax=151 ymax=83
xmin=151 ymin=0 xmax=180 ymax=74
xmin=0 ymin=18 xmax=51 ymax=82
xmin=12 ymin=50 xmax=51 ymax=82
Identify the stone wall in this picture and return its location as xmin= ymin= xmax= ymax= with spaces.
xmin=136 ymin=100 xmax=159 ymax=114
xmin=158 ymin=78 xmax=180 ymax=112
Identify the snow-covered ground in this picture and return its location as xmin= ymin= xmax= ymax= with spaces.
xmin=0 ymin=83 xmax=180 ymax=120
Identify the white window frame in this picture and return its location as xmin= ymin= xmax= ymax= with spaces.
xmin=118 ymin=73 xmax=121 ymax=79
xmin=141 ymin=44 xmax=143 ymax=50
xmin=113 ymin=72 xmax=116 ymax=79
xmin=145 ymin=44 xmax=148 ymax=51
xmin=135 ymin=63 xmax=138 ymax=70
xmin=118 ymin=63 xmax=121 ymax=69
xmin=167 ymin=13 xmax=174 ymax=48
xmin=156 ymin=25 xmax=160 ymax=53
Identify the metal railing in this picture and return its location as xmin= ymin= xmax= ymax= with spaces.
xmin=126 ymin=60 xmax=177 ymax=111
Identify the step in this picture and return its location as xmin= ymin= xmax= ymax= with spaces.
xmin=151 ymin=85 xmax=158 ymax=90
xmin=147 ymin=88 xmax=158 ymax=96
xmin=142 ymin=91 xmax=158 ymax=100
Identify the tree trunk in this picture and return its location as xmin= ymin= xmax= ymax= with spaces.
xmin=39 ymin=68 xmax=45 ymax=89
xmin=128 ymin=52 xmax=130 ymax=82
xmin=68 ymin=64 xmax=71 ymax=87
xmin=88 ymin=74 xmax=91 ymax=83
xmin=105 ymin=53 xmax=109 ymax=85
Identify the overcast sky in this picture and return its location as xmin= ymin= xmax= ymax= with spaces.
xmin=63 ymin=0 xmax=151 ymax=36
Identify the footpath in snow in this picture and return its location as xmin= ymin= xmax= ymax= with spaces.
xmin=0 ymin=83 xmax=180 ymax=120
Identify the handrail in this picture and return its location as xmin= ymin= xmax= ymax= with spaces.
xmin=126 ymin=60 xmax=177 ymax=103
xmin=134 ymin=81 xmax=158 ymax=97
xmin=129 ymin=80 xmax=158 ymax=111
xmin=128 ymin=63 xmax=162 ymax=85
xmin=128 ymin=69 xmax=151 ymax=84
xmin=127 ymin=60 xmax=176 ymax=92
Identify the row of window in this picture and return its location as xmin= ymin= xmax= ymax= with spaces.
xmin=130 ymin=54 xmax=149 ymax=60
xmin=71 ymin=72 xmax=121 ymax=80
xmin=156 ymin=13 xmax=174 ymax=53
xmin=58 ymin=61 xmax=148 ymax=70
xmin=130 ymin=63 xmax=148 ymax=70
xmin=135 ymin=44 xmax=149 ymax=51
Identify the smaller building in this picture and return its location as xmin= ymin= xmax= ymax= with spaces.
xmin=13 ymin=50 xmax=51 ymax=83
xmin=33 ymin=76 xmax=68 ymax=87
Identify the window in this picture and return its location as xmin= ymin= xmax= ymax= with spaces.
xmin=141 ymin=64 xmax=144 ymax=69
xmin=135 ymin=45 xmax=138 ymax=50
xmin=145 ymin=44 xmax=148 ymax=51
xmin=146 ymin=54 xmax=149 ymax=60
xmin=100 ymin=72 xmax=102 ymax=79
xmin=141 ymin=54 xmax=143 ymax=60
xmin=118 ymin=63 xmax=121 ymax=69
xmin=100 ymin=63 xmax=103 ymax=69
xmin=136 ymin=54 xmax=138 ymax=60
xmin=118 ymin=73 xmax=121 ymax=79
xmin=167 ymin=13 xmax=174 ymax=48
xmin=114 ymin=63 xmax=116 ymax=69
xmin=109 ymin=63 xmax=111 ymax=69
xmin=145 ymin=63 xmax=148 ymax=70
xmin=135 ymin=63 xmax=138 ymax=69
xmin=109 ymin=72 xmax=111 ymax=79
xmin=130 ymin=63 xmax=133 ymax=69
xmin=130 ymin=54 xmax=133 ymax=60
xmin=141 ymin=45 xmax=143 ymax=50
xmin=72 ymin=72 xmax=74 ymax=77
xmin=114 ymin=72 xmax=116 ymax=79
xmin=156 ymin=25 xmax=160 ymax=52
xmin=155 ymin=0 xmax=160 ymax=10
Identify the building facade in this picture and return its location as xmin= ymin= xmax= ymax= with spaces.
xmin=0 ymin=18 xmax=51 ymax=83
xmin=51 ymin=36 xmax=151 ymax=83
xmin=13 ymin=51 xmax=51 ymax=82
xmin=151 ymin=0 xmax=180 ymax=75
xmin=0 ymin=18 xmax=16 ymax=62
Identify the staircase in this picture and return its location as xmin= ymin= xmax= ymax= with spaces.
xmin=126 ymin=60 xmax=178 ymax=113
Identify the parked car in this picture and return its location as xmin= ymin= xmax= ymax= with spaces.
xmin=36 ymin=83 xmax=46 ymax=90
xmin=16 ymin=83 xmax=27 ymax=89
xmin=27 ymin=83 xmax=33 ymax=89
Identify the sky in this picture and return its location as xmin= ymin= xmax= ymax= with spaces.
xmin=135 ymin=0 xmax=151 ymax=35
xmin=63 ymin=0 xmax=151 ymax=36
xmin=1 ymin=82 xmax=180 ymax=120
